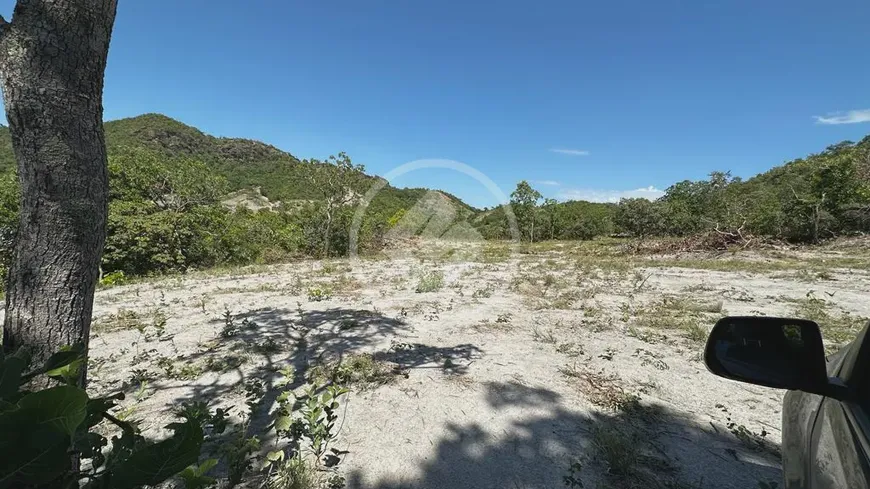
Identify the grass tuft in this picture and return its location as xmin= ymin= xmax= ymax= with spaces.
xmin=415 ymin=270 xmax=445 ymax=293
xmin=791 ymin=292 xmax=868 ymax=352
xmin=308 ymin=353 xmax=400 ymax=388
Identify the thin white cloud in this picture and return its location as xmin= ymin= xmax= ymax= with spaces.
xmin=549 ymin=148 xmax=590 ymax=156
xmin=814 ymin=109 xmax=870 ymax=125
xmin=556 ymin=185 xmax=664 ymax=203
xmin=534 ymin=180 xmax=561 ymax=186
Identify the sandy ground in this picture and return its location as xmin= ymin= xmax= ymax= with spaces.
xmin=85 ymin=240 xmax=870 ymax=489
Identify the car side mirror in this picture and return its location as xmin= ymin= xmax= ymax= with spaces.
xmin=705 ymin=316 xmax=835 ymax=397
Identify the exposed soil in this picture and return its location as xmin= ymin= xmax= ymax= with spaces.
xmin=85 ymin=240 xmax=870 ymax=489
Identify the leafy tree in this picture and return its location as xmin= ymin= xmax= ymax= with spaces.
xmin=103 ymin=148 xmax=229 ymax=275
xmin=659 ymin=171 xmax=740 ymax=235
xmin=0 ymin=170 xmax=17 ymax=231
xmin=539 ymin=198 xmax=559 ymax=240
xmin=304 ymin=153 xmax=366 ymax=256
xmin=0 ymin=170 xmax=18 ymax=290
xmin=219 ymin=208 xmax=303 ymax=265
xmin=615 ymin=198 xmax=666 ymax=237
xmin=510 ymin=181 xmax=542 ymax=242
xmin=554 ymin=201 xmax=616 ymax=240
xmin=472 ymin=205 xmax=514 ymax=240
xmin=108 ymin=147 xmax=227 ymax=212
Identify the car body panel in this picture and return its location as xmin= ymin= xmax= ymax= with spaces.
xmin=782 ymin=334 xmax=870 ymax=489
xmin=783 ymin=388 xmax=824 ymax=488
xmin=809 ymin=399 xmax=869 ymax=488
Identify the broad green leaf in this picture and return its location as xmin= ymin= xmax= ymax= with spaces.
xmin=266 ymin=450 xmax=285 ymax=462
xmin=109 ymin=420 xmax=204 ymax=489
xmin=84 ymin=393 xmax=124 ymax=428
xmin=40 ymin=345 xmax=84 ymax=373
xmin=196 ymin=458 xmax=218 ymax=475
xmin=42 ymin=347 xmax=85 ymax=385
xmin=179 ymin=459 xmax=217 ymax=489
xmin=0 ymin=417 xmax=69 ymax=488
xmin=18 ymin=385 xmax=88 ymax=436
xmin=274 ymin=414 xmax=292 ymax=432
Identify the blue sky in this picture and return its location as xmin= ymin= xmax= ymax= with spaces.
xmin=2 ymin=1 xmax=870 ymax=208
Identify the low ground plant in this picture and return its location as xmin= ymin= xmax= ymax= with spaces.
xmin=415 ymin=270 xmax=445 ymax=293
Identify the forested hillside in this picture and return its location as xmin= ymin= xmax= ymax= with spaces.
xmin=0 ymin=114 xmax=476 ymax=212
xmin=482 ymin=137 xmax=870 ymax=244
xmin=0 ymin=114 xmax=867 ymax=284
xmin=625 ymin=137 xmax=870 ymax=242
xmin=0 ymin=114 xmax=479 ymax=279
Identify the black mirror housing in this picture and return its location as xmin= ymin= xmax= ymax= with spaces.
xmin=705 ymin=316 xmax=829 ymax=395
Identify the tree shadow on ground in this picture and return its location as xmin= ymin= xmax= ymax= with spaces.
xmin=372 ymin=341 xmax=483 ymax=375
xmin=347 ymin=380 xmax=782 ymax=489
xmin=154 ymin=306 xmax=412 ymax=434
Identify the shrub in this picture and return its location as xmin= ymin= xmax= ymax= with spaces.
xmin=103 ymin=148 xmax=230 ymax=275
xmin=307 ymin=286 xmax=332 ymax=302
xmin=99 ymin=270 xmax=127 ymax=287
xmin=415 ymin=270 xmax=444 ymax=293
xmin=220 ymin=208 xmax=304 ymax=265
xmin=0 ymin=345 xmax=224 ymax=488
xmin=307 ymin=353 xmax=398 ymax=387
xmin=614 ymin=198 xmax=667 ymax=237
xmin=263 ymin=368 xmax=350 ymax=488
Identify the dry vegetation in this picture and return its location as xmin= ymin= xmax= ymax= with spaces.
xmin=85 ymin=238 xmax=870 ymax=489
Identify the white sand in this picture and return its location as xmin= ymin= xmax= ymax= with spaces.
xmin=84 ymin=241 xmax=870 ymax=488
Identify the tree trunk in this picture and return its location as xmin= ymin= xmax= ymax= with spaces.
xmin=530 ymin=217 xmax=535 ymax=243
xmin=0 ymin=0 xmax=118 ymax=384
xmin=323 ymin=208 xmax=333 ymax=257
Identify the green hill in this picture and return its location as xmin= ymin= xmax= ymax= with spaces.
xmin=0 ymin=113 xmax=478 ymax=216
xmin=103 ymin=114 xmax=480 ymax=216
xmin=632 ymin=137 xmax=870 ymax=241
xmin=103 ymin=113 xmax=318 ymax=202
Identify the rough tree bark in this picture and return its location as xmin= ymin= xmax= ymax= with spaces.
xmin=0 ymin=0 xmax=118 ymax=383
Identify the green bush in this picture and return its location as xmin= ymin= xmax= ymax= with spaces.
xmin=103 ymin=148 xmax=229 ymax=274
xmin=0 ymin=345 xmax=225 ymax=488
xmin=615 ymin=198 xmax=666 ymax=237
xmin=415 ymin=270 xmax=445 ymax=293
xmin=99 ymin=270 xmax=127 ymax=287
xmin=263 ymin=367 xmax=349 ymax=488
xmin=220 ymin=208 xmax=304 ymax=265
xmin=296 ymin=204 xmax=385 ymax=258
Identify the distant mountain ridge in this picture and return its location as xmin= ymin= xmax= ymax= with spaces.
xmin=0 ymin=113 xmax=479 ymax=215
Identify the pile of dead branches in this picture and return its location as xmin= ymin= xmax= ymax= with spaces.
xmin=620 ymin=224 xmax=782 ymax=255
xmin=628 ymin=234 xmax=751 ymax=254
